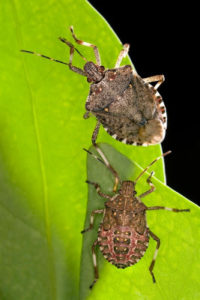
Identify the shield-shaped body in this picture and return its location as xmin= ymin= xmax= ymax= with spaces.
xmin=86 ymin=65 xmax=167 ymax=146
xmin=98 ymin=192 xmax=150 ymax=268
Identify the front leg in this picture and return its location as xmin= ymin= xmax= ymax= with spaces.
xmin=139 ymin=171 xmax=155 ymax=198
xmin=70 ymin=26 xmax=101 ymax=66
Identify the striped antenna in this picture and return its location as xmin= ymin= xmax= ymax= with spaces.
xmin=83 ymin=146 xmax=121 ymax=192
xmin=83 ymin=148 xmax=105 ymax=165
xmin=20 ymin=50 xmax=69 ymax=66
xmin=134 ymin=150 xmax=172 ymax=183
xmin=58 ymin=38 xmax=87 ymax=62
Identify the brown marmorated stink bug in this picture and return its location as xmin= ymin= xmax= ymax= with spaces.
xmin=82 ymin=145 xmax=190 ymax=289
xmin=21 ymin=26 xmax=167 ymax=146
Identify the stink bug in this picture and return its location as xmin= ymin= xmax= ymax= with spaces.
xmin=21 ymin=26 xmax=167 ymax=146
xmin=82 ymin=145 xmax=190 ymax=289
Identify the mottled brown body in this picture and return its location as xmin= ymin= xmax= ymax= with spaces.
xmin=86 ymin=66 xmax=166 ymax=145
xmin=98 ymin=182 xmax=149 ymax=268
xmin=21 ymin=27 xmax=167 ymax=146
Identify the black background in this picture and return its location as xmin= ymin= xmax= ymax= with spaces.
xmin=89 ymin=1 xmax=199 ymax=205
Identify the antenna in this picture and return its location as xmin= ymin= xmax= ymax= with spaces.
xmin=134 ymin=151 xmax=172 ymax=183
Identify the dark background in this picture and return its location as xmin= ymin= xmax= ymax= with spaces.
xmin=89 ymin=1 xmax=199 ymax=205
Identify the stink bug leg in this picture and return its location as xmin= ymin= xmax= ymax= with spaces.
xmin=81 ymin=208 xmax=104 ymax=234
xmin=90 ymin=239 xmax=99 ymax=289
xmin=115 ymin=43 xmax=130 ymax=68
xmin=69 ymin=26 xmax=101 ymax=66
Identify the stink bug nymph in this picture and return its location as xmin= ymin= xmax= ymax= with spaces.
xmin=21 ymin=26 xmax=167 ymax=146
xmin=82 ymin=146 xmax=190 ymax=289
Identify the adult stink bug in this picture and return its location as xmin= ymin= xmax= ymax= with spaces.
xmin=82 ymin=145 xmax=190 ymax=289
xmin=21 ymin=26 xmax=167 ymax=146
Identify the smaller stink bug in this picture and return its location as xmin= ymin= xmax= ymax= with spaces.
xmin=82 ymin=145 xmax=190 ymax=289
xmin=21 ymin=26 xmax=167 ymax=146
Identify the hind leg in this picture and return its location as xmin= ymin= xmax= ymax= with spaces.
xmin=149 ymin=230 xmax=160 ymax=283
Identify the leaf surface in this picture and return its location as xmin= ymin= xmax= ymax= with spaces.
xmin=0 ymin=0 xmax=181 ymax=299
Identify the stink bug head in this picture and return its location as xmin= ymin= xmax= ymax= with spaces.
xmin=84 ymin=62 xmax=105 ymax=83
xmin=119 ymin=180 xmax=136 ymax=196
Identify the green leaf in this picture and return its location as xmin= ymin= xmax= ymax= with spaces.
xmin=0 ymin=0 xmax=189 ymax=299
xmin=80 ymin=143 xmax=200 ymax=300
